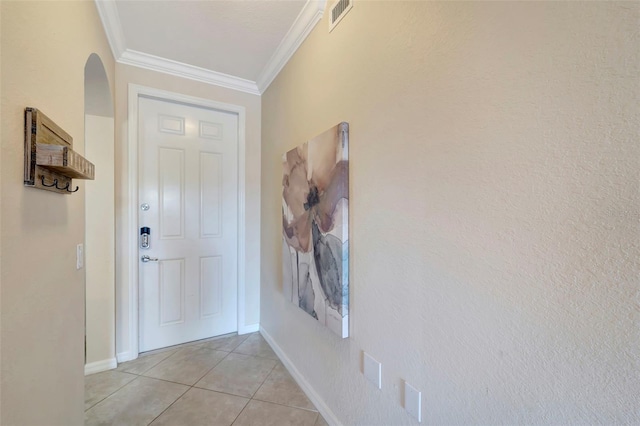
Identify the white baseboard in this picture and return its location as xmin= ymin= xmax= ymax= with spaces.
xmin=116 ymin=351 xmax=136 ymax=363
xmin=260 ymin=326 xmax=342 ymax=426
xmin=84 ymin=358 xmax=117 ymax=376
xmin=238 ymin=323 xmax=260 ymax=335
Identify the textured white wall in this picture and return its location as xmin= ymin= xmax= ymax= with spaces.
xmin=1 ymin=2 xmax=115 ymax=424
xmin=114 ymin=64 xmax=262 ymax=359
xmin=261 ymin=2 xmax=639 ymax=424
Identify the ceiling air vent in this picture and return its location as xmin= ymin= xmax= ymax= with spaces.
xmin=329 ymin=0 xmax=353 ymax=32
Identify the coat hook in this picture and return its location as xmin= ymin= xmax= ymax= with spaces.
xmin=41 ymin=176 xmax=58 ymax=188
xmin=66 ymin=185 xmax=79 ymax=193
xmin=56 ymin=180 xmax=68 ymax=191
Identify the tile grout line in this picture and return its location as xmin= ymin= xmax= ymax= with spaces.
xmin=182 ymin=348 xmax=232 ymax=388
xmin=138 ymin=352 xmax=280 ymax=399
xmin=211 ymin=331 xmax=256 ymax=425
xmin=145 ymin=381 xmax=191 ymax=426
xmin=188 ymin=348 xmax=276 ymax=399
xmin=87 ymin=338 xmax=233 ymax=418
xmin=242 ymin=337 xmax=321 ymax=420
xmin=249 ymin=360 xmax=318 ymax=413
xmin=249 ymin=355 xmax=279 ymax=398
xmin=143 ymin=345 xmax=266 ymax=426
xmin=132 ymin=330 xmax=250 ymax=364
xmin=88 ymin=334 xmax=318 ymax=425
xmin=140 ymin=349 xmax=232 ymax=382
xmin=189 ymin=385 xmax=252 ymax=400
xmin=140 ymin=331 xmax=246 ymax=356
xmin=229 ymin=394 xmax=253 ymax=426
xmin=84 ymin=373 xmax=139 ymax=412
xmin=226 ymin=341 xmax=281 ymax=426
xmin=143 ymin=348 xmax=234 ymax=425
xmin=119 ymin=349 xmax=178 ymax=376
xmin=250 ymin=396 xmax=320 ymax=414
xmin=233 ymin=352 xmax=280 ymax=361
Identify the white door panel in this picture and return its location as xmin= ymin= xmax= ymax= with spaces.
xmin=139 ymin=96 xmax=238 ymax=352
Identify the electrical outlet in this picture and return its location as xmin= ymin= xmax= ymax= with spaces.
xmin=404 ymin=381 xmax=421 ymax=422
xmin=76 ymin=244 xmax=83 ymax=270
xmin=363 ymin=351 xmax=382 ymax=389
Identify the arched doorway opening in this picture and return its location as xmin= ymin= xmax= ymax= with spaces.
xmin=84 ymin=53 xmax=116 ymax=373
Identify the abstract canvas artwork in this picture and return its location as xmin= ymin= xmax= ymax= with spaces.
xmin=282 ymin=122 xmax=349 ymax=338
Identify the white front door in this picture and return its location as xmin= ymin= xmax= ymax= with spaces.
xmin=138 ymin=96 xmax=238 ymax=352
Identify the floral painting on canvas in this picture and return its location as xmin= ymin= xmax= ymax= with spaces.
xmin=282 ymin=122 xmax=349 ymax=338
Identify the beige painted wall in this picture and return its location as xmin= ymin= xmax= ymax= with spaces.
xmin=85 ymin=114 xmax=116 ymax=368
xmin=0 ymin=1 xmax=114 ymax=424
xmin=115 ymin=64 xmax=261 ymax=359
xmin=261 ymin=2 xmax=639 ymax=424
xmin=0 ymin=3 xmax=3 ymax=419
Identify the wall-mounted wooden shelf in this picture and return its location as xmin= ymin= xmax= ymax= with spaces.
xmin=36 ymin=144 xmax=95 ymax=179
xmin=24 ymin=107 xmax=95 ymax=194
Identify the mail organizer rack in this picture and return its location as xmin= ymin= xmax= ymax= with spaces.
xmin=24 ymin=108 xmax=95 ymax=194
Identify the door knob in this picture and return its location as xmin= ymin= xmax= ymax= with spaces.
xmin=141 ymin=255 xmax=158 ymax=263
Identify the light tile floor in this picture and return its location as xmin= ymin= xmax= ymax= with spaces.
xmin=85 ymin=333 xmax=329 ymax=426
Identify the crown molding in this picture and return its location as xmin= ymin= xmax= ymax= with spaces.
xmin=94 ymin=0 xmax=126 ymax=59
xmin=94 ymin=0 xmax=323 ymax=96
xmin=118 ymin=50 xmax=261 ymax=95
xmin=256 ymin=0 xmax=326 ymax=93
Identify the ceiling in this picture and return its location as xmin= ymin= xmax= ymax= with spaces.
xmin=96 ymin=0 xmax=326 ymax=95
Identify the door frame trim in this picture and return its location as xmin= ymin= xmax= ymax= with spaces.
xmin=123 ymin=83 xmax=248 ymax=361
